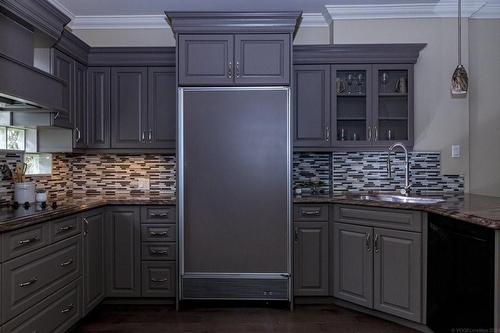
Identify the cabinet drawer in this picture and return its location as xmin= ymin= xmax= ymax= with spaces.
xmin=2 ymin=223 xmax=50 ymax=262
xmin=2 ymin=279 xmax=81 ymax=333
xmin=141 ymin=206 xmax=175 ymax=224
xmin=50 ymin=215 xmax=81 ymax=243
xmin=141 ymin=224 xmax=176 ymax=242
xmin=333 ymin=204 xmax=422 ymax=232
xmin=141 ymin=242 xmax=176 ymax=261
xmin=2 ymin=235 xmax=81 ymax=321
xmin=141 ymin=261 xmax=176 ymax=297
xmin=294 ymin=204 xmax=329 ymax=222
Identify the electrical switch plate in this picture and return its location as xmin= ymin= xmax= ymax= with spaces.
xmin=451 ymin=145 xmax=460 ymax=158
xmin=137 ymin=178 xmax=150 ymax=190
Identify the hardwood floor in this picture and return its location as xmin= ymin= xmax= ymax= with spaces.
xmin=76 ymin=304 xmax=419 ymax=332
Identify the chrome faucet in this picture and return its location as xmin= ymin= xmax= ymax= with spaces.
xmin=387 ymin=142 xmax=411 ymax=196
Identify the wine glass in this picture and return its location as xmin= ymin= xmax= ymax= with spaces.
xmin=347 ymin=74 xmax=354 ymax=95
xmin=357 ymin=73 xmax=364 ymax=95
xmin=381 ymin=72 xmax=389 ymax=93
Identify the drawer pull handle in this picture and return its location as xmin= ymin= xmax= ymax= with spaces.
xmin=150 ymin=231 xmax=168 ymax=237
xmin=18 ymin=237 xmax=39 ymax=246
xmin=366 ymin=233 xmax=372 ymax=252
xmin=61 ymin=304 xmax=74 ymax=314
xmin=150 ymin=213 xmax=169 ymax=218
xmin=60 ymin=259 xmax=74 ymax=267
xmin=151 ymin=278 xmax=168 ymax=283
xmin=150 ymin=249 xmax=169 ymax=255
xmin=374 ymin=234 xmax=380 ymax=253
xmin=19 ymin=277 xmax=38 ymax=287
xmin=56 ymin=225 xmax=74 ymax=234
xmin=302 ymin=210 xmax=321 ymax=216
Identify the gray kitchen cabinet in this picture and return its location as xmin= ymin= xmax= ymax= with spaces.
xmin=234 ymin=34 xmax=290 ymax=85
xmin=74 ymin=61 xmax=87 ymax=148
xmin=293 ymin=65 xmax=331 ymax=147
xmin=333 ymin=222 xmax=374 ymax=308
xmin=178 ymin=34 xmax=290 ymax=86
xmin=105 ymin=206 xmax=141 ymax=297
xmin=373 ymin=228 xmax=422 ymax=322
xmin=178 ymin=34 xmax=234 ymax=86
xmin=82 ymin=209 xmax=105 ymax=314
xmin=51 ymin=49 xmax=73 ymax=128
xmin=111 ymin=67 xmax=148 ymax=148
xmin=147 ymin=67 xmax=176 ymax=149
xmin=293 ymin=222 xmax=329 ymax=296
xmin=87 ymin=67 xmax=111 ymax=148
xmin=141 ymin=261 xmax=176 ymax=297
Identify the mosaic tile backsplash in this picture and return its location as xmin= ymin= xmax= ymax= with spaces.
xmin=294 ymin=151 xmax=464 ymax=195
xmin=0 ymin=153 xmax=175 ymax=204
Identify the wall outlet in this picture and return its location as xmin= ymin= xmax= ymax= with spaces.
xmin=451 ymin=145 xmax=460 ymax=158
xmin=137 ymin=178 xmax=150 ymax=190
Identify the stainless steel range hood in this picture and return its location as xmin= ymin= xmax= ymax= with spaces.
xmin=0 ymin=95 xmax=44 ymax=111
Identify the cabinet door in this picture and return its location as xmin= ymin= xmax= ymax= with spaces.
xmin=105 ymin=207 xmax=141 ymax=297
xmin=82 ymin=209 xmax=105 ymax=314
xmin=331 ymin=65 xmax=372 ymax=147
xmin=141 ymin=261 xmax=176 ymax=297
xmin=52 ymin=49 xmax=73 ymax=128
xmin=293 ymin=65 xmax=331 ymax=147
xmin=234 ymin=34 xmax=290 ymax=85
xmin=333 ymin=222 xmax=373 ymax=308
xmin=111 ymin=67 xmax=148 ymax=148
xmin=178 ymin=34 xmax=234 ymax=86
xmin=373 ymin=228 xmax=422 ymax=322
xmin=293 ymin=222 xmax=329 ymax=296
xmin=147 ymin=67 xmax=176 ymax=149
xmin=74 ymin=62 xmax=87 ymax=148
xmin=372 ymin=64 xmax=414 ymax=147
xmin=87 ymin=67 xmax=111 ymax=148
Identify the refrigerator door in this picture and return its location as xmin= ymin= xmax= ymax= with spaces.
xmin=178 ymin=87 xmax=291 ymax=300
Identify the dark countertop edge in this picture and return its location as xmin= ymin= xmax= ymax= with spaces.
xmin=293 ymin=196 xmax=500 ymax=230
xmin=0 ymin=198 xmax=176 ymax=233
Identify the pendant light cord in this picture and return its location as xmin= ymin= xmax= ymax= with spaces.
xmin=458 ymin=0 xmax=462 ymax=65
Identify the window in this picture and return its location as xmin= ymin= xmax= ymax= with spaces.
xmin=24 ymin=153 xmax=52 ymax=176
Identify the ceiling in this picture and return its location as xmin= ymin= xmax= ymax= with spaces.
xmin=49 ymin=0 xmax=439 ymax=15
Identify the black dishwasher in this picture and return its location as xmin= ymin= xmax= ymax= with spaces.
xmin=427 ymin=213 xmax=495 ymax=332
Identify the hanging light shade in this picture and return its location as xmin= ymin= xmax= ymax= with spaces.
xmin=451 ymin=0 xmax=469 ymax=96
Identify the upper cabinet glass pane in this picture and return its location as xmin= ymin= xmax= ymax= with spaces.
xmin=7 ymin=127 xmax=25 ymax=151
xmin=0 ymin=127 xmax=6 ymax=150
xmin=336 ymin=70 xmax=366 ymax=96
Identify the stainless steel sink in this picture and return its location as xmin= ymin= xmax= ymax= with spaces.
xmin=355 ymin=194 xmax=445 ymax=205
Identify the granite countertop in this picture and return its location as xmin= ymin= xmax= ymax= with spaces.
xmin=0 ymin=194 xmax=177 ymax=233
xmin=294 ymin=192 xmax=500 ymax=230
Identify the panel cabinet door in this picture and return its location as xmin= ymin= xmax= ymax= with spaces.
xmin=74 ymin=62 xmax=87 ymax=148
xmin=105 ymin=207 xmax=141 ymax=297
xmin=372 ymin=64 xmax=414 ymax=148
xmin=234 ymin=34 xmax=290 ymax=85
xmin=51 ymin=49 xmax=73 ymax=128
xmin=82 ymin=209 xmax=105 ymax=314
xmin=331 ymin=65 xmax=372 ymax=148
xmin=333 ymin=222 xmax=373 ymax=308
xmin=111 ymin=67 xmax=148 ymax=148
xmin=178 ymin=34 xmax=234 ymax=86
xmin=87 ymin=67 xmax=111 ymax=148
xmin=293 ymin=222 xmax=329 ymax=296
xmin=147 ymin=67 xmax=176 ymax=149
xmin=373 ymin=228 xmax=422 ymax=322
xmin=293 ymin=65 xmax=331 ymax=147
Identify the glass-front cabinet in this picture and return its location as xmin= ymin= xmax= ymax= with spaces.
xmin=372 ymin=64 xmax=413 ymax=147
xmin=332 ymin=65 xmax=372 ymax=147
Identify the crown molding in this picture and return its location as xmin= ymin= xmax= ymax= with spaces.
xmin=46 ymin=0 xmax=75 ymax=21
xmin=300 ymin=13 xmax=329 ymax=27
xmin=471 ymin=3 xmax=500 ymax=18
xmin=325 ymin=1 xmax=487 ymax=20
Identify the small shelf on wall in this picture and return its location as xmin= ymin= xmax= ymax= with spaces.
xmin=337 ymin=94 xmax=367 ymax=97
xmin=337 ymin=117 xmax=367 ymax=121
xmin=378 ymin=117 xmax=409 ymax=121
xmin=379 ymin=93 xmax=408 ymax=97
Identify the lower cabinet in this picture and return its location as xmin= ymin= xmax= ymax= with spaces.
xmin=333 ymin=221 xmax=422 ymax=322
xmin=141 ymin=261 xmax=176 ymax=297
xmin=293 ymin=222 xmax=329 ymax=296
xmin=82 ymin=209 xmax=106 ymax=314
xmin=105 ymin=206 xmax=141 ymax=297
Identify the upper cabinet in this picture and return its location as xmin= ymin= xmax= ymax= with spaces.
xmin=51 ymin=49 xmax=74 ymax=128
xmin=178 ymin=34 xmax=290 ymax=86
xmin=148 ymin=67 xmax=176 ymax=149
xmin=168 ymin=12 xmax=300 ymax=87
xmin=293 ymin=44 xmax=425 ymax=150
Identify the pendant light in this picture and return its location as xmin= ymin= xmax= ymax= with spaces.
xmin=451 ymin=0 xmax=469 ymax=97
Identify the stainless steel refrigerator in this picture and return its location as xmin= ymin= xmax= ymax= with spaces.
xmin=178 ymin=86 xmax=291 ymax=302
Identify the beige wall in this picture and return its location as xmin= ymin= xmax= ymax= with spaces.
xmin=468 ymin=19 xmax=500 ymax=196
xmin=333 ymin=18 xmax=470 ymax=189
